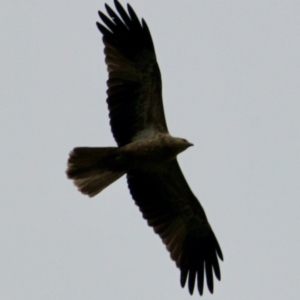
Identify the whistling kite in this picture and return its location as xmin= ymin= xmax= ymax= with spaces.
xmin=67 ymin=0 xmax=223 ymax=296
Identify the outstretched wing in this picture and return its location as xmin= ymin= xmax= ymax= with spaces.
xmin=127 ymin=160 xmax=223 ymax=296
xmin=96 ymin=0 xmax=168 ymax=146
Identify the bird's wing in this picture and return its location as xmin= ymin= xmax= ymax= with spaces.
xmin=96 ymin=0 xmax=168 ymax=146
xmin=127 ymin=160 xmax=223 ymax=296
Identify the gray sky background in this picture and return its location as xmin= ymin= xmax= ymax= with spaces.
xmin=1 ymin=1 xmax=300 ymax=299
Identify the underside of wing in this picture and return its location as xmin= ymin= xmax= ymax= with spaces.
xmin=96 ymin=0 xmax=168 ymax=146
xmin=127 ymin=160 xmax=223 ymax=295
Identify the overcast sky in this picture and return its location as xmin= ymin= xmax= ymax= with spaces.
xmin=1 ymin=1 xmax=300 ymax=299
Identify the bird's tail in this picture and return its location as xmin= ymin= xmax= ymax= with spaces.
xmin=66 ymin=147 xmax=125 ymax=197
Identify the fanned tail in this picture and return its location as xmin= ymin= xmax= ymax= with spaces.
xmin=66 ymin=147 xmax=125 ymax=197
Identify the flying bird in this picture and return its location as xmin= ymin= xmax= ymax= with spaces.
xmin=66 ymin=0 xmax=223 ymax=296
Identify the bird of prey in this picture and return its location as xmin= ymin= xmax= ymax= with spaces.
xmin=67 ymin=0 xmax=223 ymax=296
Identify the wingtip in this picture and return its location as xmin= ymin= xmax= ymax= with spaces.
xmin=98 ymin=10 xmax=104 ymax=19
xmin=207 ymin=281 xmax=214 ymax=294
xmin=95 ymin=21 xmax=102 ymax=32
xmin=217 ymin=246 xmax=224 ymax=261
xmin=114 ymin=0 xmax=122 ymax=11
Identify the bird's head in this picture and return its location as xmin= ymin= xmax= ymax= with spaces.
xmin=170 ymin=137 xmax=194 ymax=155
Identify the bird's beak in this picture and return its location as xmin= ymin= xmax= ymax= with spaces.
xmin=188 ymin=142 xmax=194 ymax=147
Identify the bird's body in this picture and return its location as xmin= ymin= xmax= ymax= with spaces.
xmin=67 ymin=0 xmax=223 ymax=296
xmin=119 ymin=134 xmax=193 ymax=168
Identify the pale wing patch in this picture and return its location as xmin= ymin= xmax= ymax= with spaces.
xmin=132 ymin=127 xmax=157 ymax=141
xmin=104 ymin=43 xmax=139 ymax=80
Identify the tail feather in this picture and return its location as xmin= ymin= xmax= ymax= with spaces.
xmin=66 ymin=147 xmax=125 ymax=197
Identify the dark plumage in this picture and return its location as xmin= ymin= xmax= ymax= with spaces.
xmin=67 ymin=0 xmax=223 ymax=296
